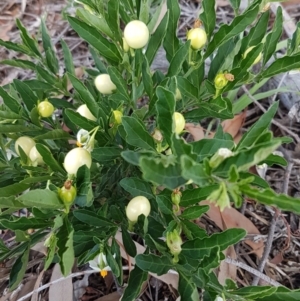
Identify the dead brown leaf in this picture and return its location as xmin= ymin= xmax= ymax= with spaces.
xmin=221 ymin=111 xmax=246 ymax=141
xmin=185 ymin=123 xmax=214 ymax=141
xmin=218 ymin=246 xmax=237 ymax=284
xmin=203 ymin=201 xmax=264 ymax=258
xmin=49 ymin=264 xmax=73 ymax=301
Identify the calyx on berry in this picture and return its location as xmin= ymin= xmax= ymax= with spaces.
xmin=58 ymin=180 xmax=77 ymax=212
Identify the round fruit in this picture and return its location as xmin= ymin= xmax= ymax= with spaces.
xmin=29 ymin=145 xmax=44 ymax=165
xmin=126 ymin=196 xmax=151 ymax=223
xmin=15 ymin=136 xmax=36 ymax=157
xmin=38 ymin=100 xmax=54 ymax=118
xmin=243 ymin=46 xmax=262 ymax=65
xmin=76 ymin=104 xmax=97 ymax=121
xmin=214 ymin=73 xmax=228 ymax=90
xmin=64 ymin=147 xmax=92 ymax=175
xmin=58 ymin=185 xmax=77 ymax=204
xmin=113 ymin=110 xmax=123 ymax=124
xmin=94 ymin=74 xmax=116 ymax=95
xmin=124 ymin=20 xmax=149 ymax=49
xmin=187 ymin=28 xmax=207 ymax=50
xmin=173 ymin=112 xmax=186 ymax=134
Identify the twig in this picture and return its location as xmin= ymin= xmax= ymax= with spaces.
xmin=282 ymin=161 xmax=294 ymax=195
xmin=271 ymin=73 xmax=288 ymax=103
xmin=241 ymin=85 xmax=300 ymax=143
xmin=251 ymin=212 xmax=278 ymax=286
xmin=16 ymin=267 xmax=129 ymax=301
xmin=224 ymin=257 xmax=281 ymax=287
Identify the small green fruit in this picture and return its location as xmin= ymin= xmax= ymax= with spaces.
xmin=38 ymin=100 xmax=54 ymax=118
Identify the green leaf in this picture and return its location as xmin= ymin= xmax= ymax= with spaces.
xmin=68 ymin=73 xmax=99 ymax=118
xmin=73 ymin=209 xmax=116 ymax=227
xmin=178 ymin=271 xmax=200 ymax=301
xmin=35 ymin=144 xmax=66 ymax=175
xmin=205 ymin=4 xmax=259 ymax=58
xmin=146 ymin=11 xmax=169 ymax=66
xmin=107 ymin=66 xmax=130 ymax=102
xmin=167 ymin=41 xmax=190 ymax=77
xmin=35 ymin=129 xmax=71 ymax=140
xmin=92 ymin=147 xmax=121 ymax=163
xmin=288 ymin=22 xmax=300 ymax=56
xmin=180 ymin=205 xmax=209 ymax=220
xmin=184 ymin=96 xmax=233 ymax=120
xmin=0 ymin=124 xmax=41 ymax=133
xmin=181 ymin=156 xmax=209 ymax=186
xmin=17 ymin=189 xmax=64 ymax=209
xmin=121 ymin=225 xmax=137 ymax=257
xmin=0 ymin=197 xmax=24 ymax=210
xmin=156 ymin=194 xmax=173 ymax=215
xmin=233 ymin=286 xmax=276 ymax=299
xmin=35 ymin=65 xmax=57 ymax=85
xmin=13 ymin=79 xmax=38 ymax=112
xmin=41 ymin=18 xmax=59 ymax=74
xmin=0 ymin=86 xmax=21 ymax=113
xmin=192 ymin=138 xmax=234 ymax=162
xmin=177 ymin=76 xmax=199 ymax=100
xmin=9 ymin=244 xmax=30 ymax=290
xmin=0 ymin=59 xmax=36 ymax=70
xmin=0 ymin=217 xmax=52 ymax=231
xmin=76 ymin=8 xmax=113 ymax=39
xmin=263 ymin=153 xmax=287 ymax=167
xmin=136 ymin=254 xmax=173 ymax=275
xmin=121 ymin=265 xmax=148 ymax=301
xmin=57 ymin=217 xmax=75 ymax=276
xmin=61 ymin=39 xmax=75 ymax=75
xmin=64 ymin=109 xmax=98 ymax=133
xmin=181 ymin=185 xmax=219 ymax=207
xmin=16 ymin=19 xmax=41 ymax=57
xmin=258 ymin=54 xmax=300 ymax=79
xmin=68 ymin=16 xmax=121 ymax=63
xmin=142 ymin=57 xmax=153 ymax=98
xmin=200 ymin=0 xmax=216 ymax=41
xmin=120 ymin=177 xmax=154 ymax=200
xmin=263 ymin=6 xmax=283 ymax=65
xmin=155 ymin=86 xmax=176 ymax=146
xmin=182 ymin=228 xmax=246 ymax=258
xmin=122 ymin=116 xmax=156 ymax=151
xmin=228 ymin=0 xmax=241 ymax=11
xmin=237 ymin=102 xmax=278 ymax=149
xmin=140 ymin=156 xmax=186 ymax=190
xmin=163 ymin=0 xmax=180 ymax=62
xmin=45 ymin=235 xmax=58 ymax=270
xmin=0 ymin=40 xmax=32 ymax=56
xmin=256 ymin=286 xmax=300 ymax=301
xmin=0 ymin=183 xmax=30 ymax=197
xmin=106 ymin=0 xmax=121 ymax=43
xmin=241 ymin=185 xmax=300 ymax=214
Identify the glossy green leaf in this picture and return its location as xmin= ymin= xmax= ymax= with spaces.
xmin=17 ymin=189 xmax=64 ymax=209
xmin=120 ymin=177 xmax=154 ymax=200
xmin=0 ymin=217 xmax=52 ymax=231
xmin=0 ymin=59 xmax=36 ymax=70
xmin=146 ymin=11 xmax=169 ymax=66
xmin=256 ymin=286 xmax=300 ymax=301
xmin=9 ymin=244 xmax=30 ymax=290
xmin=163 ymin=0 xmax=180 ymax=62
xmin=180 ymin=205 xmax=209 ymax=220
xmin=288 ymin=22 xmax=300 ymax=55
xmin=228 ymin=0 xmax=241 ymax=11
xmin=205 ymin=4 xmax=259 ymax=58
xmin=0 ymin=86 xmax=21 ymax=113
xmin=107 ymin=66 xmax=130 ymax=102
xmin=68 ymin=16 xmax=121 ymax=63
xmin=233 ymin=286 xmax=276 ymax=299
xmin=155 ymin=86 xmax=175 ymax=146
xmin=73 ymin=209 xmax=116 ymax=227
xmin=156 ymin=194 xmax=173 ymax=215
xmin=106 ymin=0 xmax=121 ymax=43
xmin=167 ymin=41 xmax=190 ymax=77
xmin=0 ymin=40 xmax=32 ymax=56
xmin=35 ymin=129 xmax=71 ymax=140
xmin=61 ymin=39 xmax=75 ymax=75
xmin=92 ymin=147 xmax=122 ymax=163
xmin=237 ymin=102 xmax=278 ymax=149
xmin=64 ymin=109 xmax=98 ymax=132
xmin=177 ymin=76 xmax=199 ymax=100
xmin=121 ymin=265 xmax=148 ymax=301
xmin=142 ymin=57 xmax=153 ymax=98
xmin=136 ymin=253 xmax=173 ymax=275
xmin=200 ymin=0 xmax=216 ymax=41
xmin=263 ymin=6 xmax=283 ymax=65
xmin=35 ymin=144 xmax=66 ymax=175
xmin=13 ymin=79 xmax=38 ymax=112
xmin=121 ymin=225 xmax=137 ymax=257
xmin=57 ymin=217 xmax=75 ymax=276
xmin=140 ymin=157 xmax=186 ymax=190
xmin=241 ymin=185 xmax=300 ymax=214
xmin=122 ymin=116 xmax=156 ymax=151
xmin=178 ymin=271 xmax=200 ymax=301
xmin=0 ymin=183 xmax=30 ymax=198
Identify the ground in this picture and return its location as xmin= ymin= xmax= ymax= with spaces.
xmin=1 ymin=0 xmax=300 ymax=300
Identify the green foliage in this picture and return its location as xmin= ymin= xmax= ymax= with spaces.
xmin=0 ymin=0 xmax=299 ymax=299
